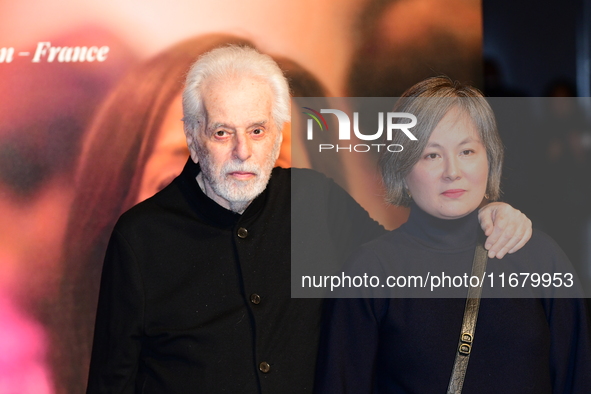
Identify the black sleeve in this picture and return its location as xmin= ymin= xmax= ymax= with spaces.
xmin=324 ymin=173 xmax=386 ymax=253
xmin=291 ymin=168 xmax=385 ymax=275
xmin=544 ymin=297 xmax=591 ymax=393
xmin=533 ymin=230 xmax=591 ymax=393
xmin=86 ymin=229 xmax=145 ymax=393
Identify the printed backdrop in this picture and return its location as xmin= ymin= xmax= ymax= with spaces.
xmin=2 ymin=1 xmax=485 ymax=393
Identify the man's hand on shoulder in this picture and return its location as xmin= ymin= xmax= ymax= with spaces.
xmin=478 ymin=202 xmax=532 ymax=259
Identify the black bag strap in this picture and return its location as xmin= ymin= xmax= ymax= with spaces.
xmin=446 ymin=240 xmax=489 ymax=394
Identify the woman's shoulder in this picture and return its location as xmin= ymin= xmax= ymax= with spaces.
xmin=492 ymin=227 xmax=584 ymax=297
xmin=516 ymin=227 xmax=570 ymax=261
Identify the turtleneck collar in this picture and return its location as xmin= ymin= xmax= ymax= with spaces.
xmin=399 ymin=202 xmax=481 ymax=252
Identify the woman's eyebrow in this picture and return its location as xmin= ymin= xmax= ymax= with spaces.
xmin=458 ymin=137 xmax=477 ymax=145
xmin=425 ymin=137 xmax=477 ymax=148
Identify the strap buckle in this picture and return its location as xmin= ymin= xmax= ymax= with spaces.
xmin=458 ymin=333 xmax=473 ymax=355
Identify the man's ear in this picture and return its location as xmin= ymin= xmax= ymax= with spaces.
xmin=277 ymin=124 xmax=284 ymax=144
xmin=184 ymin=126 xmax=200 ymax=164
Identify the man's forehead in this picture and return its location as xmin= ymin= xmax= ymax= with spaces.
xmin=201 ymin=74 xmax=274 ymax=101
xmin=201 ymin=75 xmax=275 ymax=129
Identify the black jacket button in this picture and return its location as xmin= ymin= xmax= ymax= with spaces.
xmin=259 ymin=362 xmax=270 ymax=373
xmin=250 ymin=293 xmax=261 ymax=305
xmin=237 ymin=227 xmax=248 ymax=238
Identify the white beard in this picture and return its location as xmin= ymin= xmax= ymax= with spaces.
xmin=196 ymin=138 xmax=280 ymax=213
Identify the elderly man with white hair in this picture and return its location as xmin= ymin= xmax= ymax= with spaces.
xmin=86 ymin=46 xmax=532 ymax=393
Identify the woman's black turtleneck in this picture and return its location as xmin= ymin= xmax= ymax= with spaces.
xmin=315 ymin=204 xmax=591 ymax=394
xmin=401 ymin=201 xmax=480 ymax=251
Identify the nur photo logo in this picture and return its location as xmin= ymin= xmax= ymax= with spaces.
xmin=302 ymin=106 xmax=417 ymax=153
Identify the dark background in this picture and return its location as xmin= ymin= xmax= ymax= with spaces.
xmin=483 ymin=0 xmax=591 ymax=288
xmin=483 ymin=0 xmax=588 ymax=97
